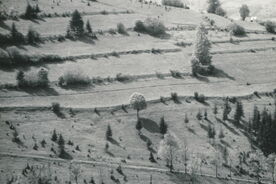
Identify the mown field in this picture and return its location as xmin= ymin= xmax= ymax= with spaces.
xmin=0 ymin=0 xmax=276 ymax=183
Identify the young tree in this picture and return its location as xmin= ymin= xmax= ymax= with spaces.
xmin=86 ymin=20 xmax=92 ymax=33
xmin=158 ymin=132 xmax=180 ymax=172
xmin=51 ymin=129 xmax=58 ymax=142
xmin=223 ymin=100 xmax=231 ymax=121
xmin=68 ymin=10 xmax=84 ymax=36
xmin=129 ymin=92 xmax=147 ymax=121
xmin=16 ymin=70 xmax=25 ymax=87
xmin=135 ymin=119 xmax=143 ymax=134
xmin=184 ymin=113 xmax=189 ymax=124
xmin=213 ymin=104 xmax=218 ymax=115
xmin=24 ymin=4 xmax=35 ymax=19
xmin=159 ymin=116 xmax=168 ymax=135
xmin=239 ymin=4 xmax=250 ymax=21
xmin=252 ymin=105 xmax=260 ymax=132
xmin=204 ymin=110 xmax=208 ymax=120
xmin=27 ymin=27 xmax=41 ymax=44
xmin=106 ymin=124 xmax=112 ymax=140
xmin=58 ymin=134 xmax=65 ymax=148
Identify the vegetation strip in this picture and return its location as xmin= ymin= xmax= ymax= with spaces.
xmin=0 ymin=152 xmax=271 ymax=184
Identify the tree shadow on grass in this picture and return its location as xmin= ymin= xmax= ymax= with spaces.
xmin=212 ymin=67 xmax=235 ymax=80
xmin=199 ymin=122 xmax=208 ymax=132
xmin=0 ymin=21 xmax=11 ymax=31
xmin=168 ymin=172 xmax=194 ymax=184
xmin=108 ymin=137 xmax=122 ymax=148
xmin=60 ymin=84 xmax=94 ymax=92
xmin=106 ymin=150 xmax=115 ymax=157
xmin=216 ymin=117 xmax=240 ymax=135
xmin=21 ymin=86 xmax=59 ymax=96
xmin=140 ymin=118 xmax=160 ymax=133
xmin=139 ymin=133 xmax=156 ymax=153
xmin=195 ymin=74 xmax=210 ymax=83
xmin=220 ymin=139 xmax=232 ymax=149
xmin=187 ymin=126 xmax=197 ymax=135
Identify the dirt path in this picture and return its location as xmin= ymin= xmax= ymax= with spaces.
xmin=0 ymin=152 xmax=271 ymax=184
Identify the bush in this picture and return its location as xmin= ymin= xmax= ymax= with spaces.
xmin=228 ymin=23 xmax=246 ymax=36
xmin=22 ymin=68 xmax=49 ymax=87
xmin=58 ymin=69 xmax=91 ymax=87
xmin=117 ymin=23 xmax=128 ymax=35
xmin=52 ymin=102 xmax=61 ymax=114
xmin=116 ymin=73 xmax=133 ymax=82
xmin=170 ymin=70 xmax=182 ymax=78
xmin=215 ymin=7 xmax=226 ymax=17
xmin=264 ymin=21 xmax=275 ymax=33
xmin=108 ymin=28 xmax=117 ymax=35
xmin=171 ymin=92 xmax=180 ymax=103
xmin=0 ymin=48 xmax=12 ymax=66
xmin=134 ymin=18 xmax=166 ymax=37
xmin=162 ymin=0 xmax=184 ymax=8
xmin=27 ymin=28 xmax=41 ymax=44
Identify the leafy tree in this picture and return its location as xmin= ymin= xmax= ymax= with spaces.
xmin=160 ymin=116 xmax=168 ymax=135
xmin=129 ymin=92 xmax=147 ymax=121
xmin=264 ymin=21 xmax=276 ymax=33
xmin=158 ymin=132 xmax=180 ymax=172
xmin=106 ymin=124 xmax=112 ymax=140
xmin=207 ymin=0 xmax=221 ymax=14
xmin=239 ymin=4 xmax=250 ymax=21
xmin=215 ymin=7 xmax=226 ymax=16
xmin=51 ymin=129 xmax=58 ymax=142
xmin=86 ymin=20 xmax=92 ymax=33
xmin=68 ymin=10 xmax=84 ymax=37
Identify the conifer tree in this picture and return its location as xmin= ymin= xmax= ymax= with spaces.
xmin=234 ymin=101 xmax=244 ymax=125
xmin=213 ymin=104 xmax=218 ymax=115
xmin=51 ymin=129 xmax=58 ymax=142
xmin=252 ymin=105 xmax=260 ymax=132
xmin=160 ymin=116 xmax=168 ymax=135
xmin=184 ymin=113 xmax=189 ymax=124
xmin=106 ymin=124 xmax=112 ymax=140
xmin=204 ymin=110 xmax=208 ymax=120
xmin=86 ymin=20 xmax=92 ymax=33
xmin=69 ymin=10 xmax=84 ymax=36
xmin=207 ymin=0 xmax=221 ymax=14
xmin=192 ymin=24 xmax=212 ymax=66
xmin=10 ymin=23 xmax=25 ymax=44
xmin=223 ymin=100 xmax=231 ymax=121
xmin=58 ymin=134 xmax=65 ymax=148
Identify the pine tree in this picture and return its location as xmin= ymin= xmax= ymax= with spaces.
xmin=11 ymin=23 xmax=25 ymax=44
xmin=184 ymin=113 xmax=189 ymax=124
xmin=69 ymin=10 xmax=84 ymax=36
xmin=223 ymin=100 xmax=231 ymax=121
xmin=58 ymin=134 xmax=65 ymax=148
xmin=234 ymin=101 xmax=244 ymax=125
xmin=51 ymin=129 xmax=57 ymax=142
xmin=196 ymin=110 xmax=202 ymax=120
xmin=193 ymin=24 xmax=212 ymax=66
xmin=160 ymin=116 xmax=168 ymax=135
xmin=204 ymin=110 xmax=208 ymax=120
xmin=25 ymin=4 xmax=34 ymax=19
xmin=86 ymin=20 xmax=92 ymax=33
xmin=213 ymin=104 xmax=218 ymax=115
xmin=252 ymin=105 xmax=260 ymax=132
xmin=106 ymin=124 xmax=112 ymax=140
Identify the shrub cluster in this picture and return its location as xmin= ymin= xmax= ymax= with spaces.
xmin=58 ymin=69 xmax=91 ymax=87
xmin=134 ymin=18 xmax=166 ymax=37
xmin=228 ymin=23 xmax=246 ymax=36
xmin=194 ymin=92 xmax=206 ymax=103
xmin=117 ymin=23 xmax=128 ymax=35
xmin=162 ymin=0 xmax=188 ymax=8
xmin=264 ymin=21 xmax=276 ymax=34
xmin=16 ymin=68 xmax=49 ymax=88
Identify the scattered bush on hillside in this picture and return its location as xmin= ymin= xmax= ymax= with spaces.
xmin=171 ymin=92 xmax=180 ymax=104
xmin=170 ymin=70 xmax=182 ymax=78
xmin=239 ymin=4 xmax=250 ymax=21
xmin=52 ymin=102 xmax=61 ymax=114
xmin=58 ymin=69 xmax=91 ymax=87
xmin=27 ymin=28 xmax=41 ymax=44
xmin=134 ymin=18 xmax=166 ymax=37
xmin=162 ymin=0 xmax=188 ymax=8
xmin=264 ymin=21 xmax=276 ymax=34
xmin=228 ymin=23 xmax=246 ymax=36
xmin=117 ymin=23 xmax=128 ymax=35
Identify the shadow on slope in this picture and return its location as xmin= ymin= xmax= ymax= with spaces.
xmin=140 ymin=118 xmax=160 ymax=133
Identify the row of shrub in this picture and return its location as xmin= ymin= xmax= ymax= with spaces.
xmin=58 ymin=70 xmax=134 ymax=87
xmin=16 ymin=68 xmax=49 ymax=88
xmin=0 ymin=47 xmax=62 ymax=66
